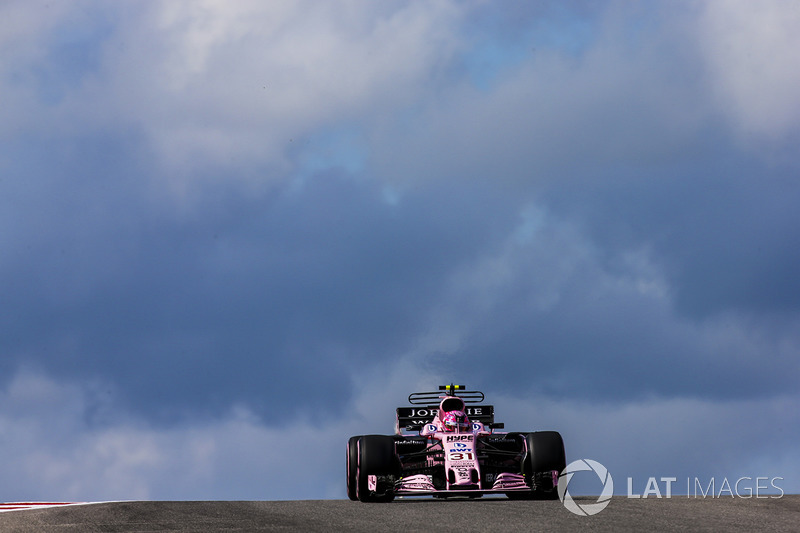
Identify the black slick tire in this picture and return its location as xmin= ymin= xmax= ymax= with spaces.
xmin=346 ymin=436 xmax=361 ymax=501
xmin=356 ymin=435 xmax=396 ymax=503
xmin=508 ymin=431 xmax=566 ymax=500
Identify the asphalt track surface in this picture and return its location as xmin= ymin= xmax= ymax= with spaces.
xmin=1 ymin=496 xmax=798 ymax=532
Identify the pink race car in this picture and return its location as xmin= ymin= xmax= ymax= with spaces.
xmin=346 ymin=384 xmax=566 ymax=502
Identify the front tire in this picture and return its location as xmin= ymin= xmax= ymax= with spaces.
xmin=356 ymin=435 xmax=396 ymax=503
xmin=509 ymin=431 xmax=566 ymax=500
xmin=346 ymin=436 xmax=361 ymax=501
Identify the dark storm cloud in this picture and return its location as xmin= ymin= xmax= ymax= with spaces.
xmin=429 ymin=189 xmax=800 ymax=404
xmin=3 ymin=0 xmax=796 ymax=423
xmin=1 ymin=129 xmax=523 ymax=423
xmin=541 ymin=142 xmax=800 ymax=319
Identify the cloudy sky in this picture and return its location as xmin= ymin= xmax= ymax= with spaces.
xmin=2 ymin=0 xmax=799 ymax=501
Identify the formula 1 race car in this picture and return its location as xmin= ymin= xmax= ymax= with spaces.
xmin=346 ymin=384 xmax=566 ymax=502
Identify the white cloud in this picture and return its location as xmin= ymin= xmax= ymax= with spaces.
xmin=0 ymin=371 xmax=342 ymax=500
xmin=0 ymin=369 xmax=418 ymax=501
xmin=5 ymin=0 xmax=464 ymax=187
xmin=698 ymin=0 xmax=800 ymax=140
xmin=370 ymin=11 xmax=711 ymax=189
xmin=2 ymin=358 xmax=798 ymax=502
xmin=0 ymin=1 xmax=85 ymax=140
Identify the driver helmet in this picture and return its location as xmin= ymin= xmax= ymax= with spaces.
xmin=442 ymin=410 xmax=470 ymax=433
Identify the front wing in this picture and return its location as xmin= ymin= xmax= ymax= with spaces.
xmin=394 ymin=472 xmax=531 ymax=495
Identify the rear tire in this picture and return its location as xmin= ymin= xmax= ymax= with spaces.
xmin=356 ymin=435 xmax=396 ymax=503
xmin=346 ymin=436 xmax=361 ymax=501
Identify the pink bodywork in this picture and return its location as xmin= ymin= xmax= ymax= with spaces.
xmin=391 ymin=395 xmax=534 ymax=495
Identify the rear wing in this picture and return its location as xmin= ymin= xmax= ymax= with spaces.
xmin=395 ymin=385 xmax=496 ymax=433
xmin=396 ymin=405 xmax=495 ymax=430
